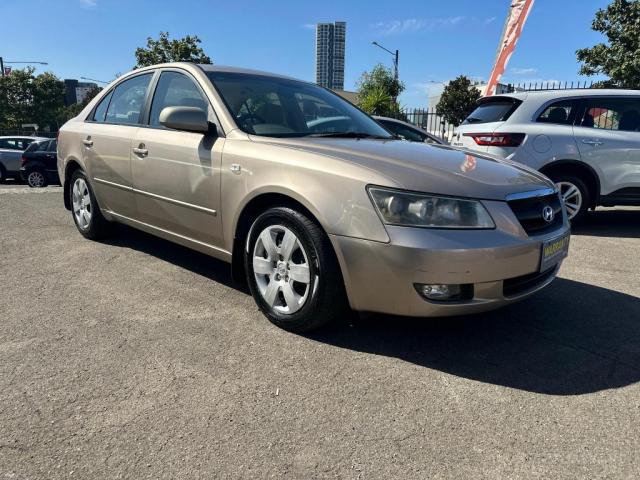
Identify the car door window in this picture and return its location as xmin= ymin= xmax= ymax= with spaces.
xmin=48 ymin=140 xmax=58 ymax=152
xmin=149 ymin=71 xmax=209 ymax=127
xmin=1 ymin=139 xmax=22 ymax=150
xmin=537 ymin=100 xmax=577 ymax=125
xmin=577 ymin=97 xmax=640 ymax=132
xmin=91 ymin=90 xmax=113 ymax=122
xmin=382 ymin=121 xmax=425 ymax=142
xmin=105 ymin=74 xmax=152 ymax=125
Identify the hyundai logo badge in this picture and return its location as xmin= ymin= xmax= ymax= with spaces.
xmin=542 ymin=205 xmax=555 ymax=223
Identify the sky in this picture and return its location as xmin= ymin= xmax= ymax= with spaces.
xmin=0 ymin=0 xmax=610 ymax=107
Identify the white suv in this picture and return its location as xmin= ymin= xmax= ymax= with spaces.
xmin=452 ymin=89 xmax=640 ymax=220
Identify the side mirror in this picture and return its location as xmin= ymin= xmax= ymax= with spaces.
xmin=159 ymin=106 xmax=211 ymax=134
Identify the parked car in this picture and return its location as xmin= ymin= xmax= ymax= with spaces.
xmin=58 ymin=63 xmax=570 ymax=332
xmin=373 ymin=116 xmax=447 ymax=144
xmin=452 ymin=89 xmax=640 ymax=220
xmin=20 ymin=138 xmax=60 ymax=187
xmin=0 ymin=136 xmax=47 ymax=182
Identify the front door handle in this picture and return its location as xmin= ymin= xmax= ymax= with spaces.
xmin=581 ymin=139 xmax=603 ymax=146
xmin=132 ymin=143 xmax=148 ymax=157
xmin=82 ymin=137 xmax=93 ymax=147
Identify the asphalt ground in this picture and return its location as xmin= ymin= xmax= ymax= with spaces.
xmin=1 ymin=184 xmax=639 ymax=479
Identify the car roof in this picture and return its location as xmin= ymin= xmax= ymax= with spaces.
xmin=485 ymin=88 xmax=640 ymax=103
xmin=0 ymin=136 xmax=47 ymax=140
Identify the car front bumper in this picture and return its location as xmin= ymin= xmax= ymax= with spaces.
xmin=330 ymin=200 xmax=570 ymax=317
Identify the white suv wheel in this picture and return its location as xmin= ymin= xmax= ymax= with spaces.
xmin=556 ymin=181 xmax=583 ymax=220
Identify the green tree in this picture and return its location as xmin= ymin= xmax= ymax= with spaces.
xmin=58 ymin=85 xmax=102 ymax=124
xmin=356 ymin=64 xmax=404 ymax=116
xmin=135 ymin=31 xmax=212 ymax=68
xmin=435 ymin=76 xmax=481 ymax=127
xmin=0 ymin=68 xmax=65 ymax=130
xmin=576 ymin=0 xmax=640 ymax=87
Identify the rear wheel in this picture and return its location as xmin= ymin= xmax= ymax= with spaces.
xmin=26 ymin=169 xmax=47 ymax=188
xmin=245 ymin=207 xmax=347 ymax=332
xmin=69 ymin=170 xmax=111 ymax=239
xmin=548 ymin=173 xmax=591 ymax=222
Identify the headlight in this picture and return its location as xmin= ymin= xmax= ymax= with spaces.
xmin=367 ymin=186 xmax=495 ymax=229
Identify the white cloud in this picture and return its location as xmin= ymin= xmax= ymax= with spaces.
xmin=302 ymin=24 xmax=315 ymax=30
xmin=509 ymin=67 xmax=539 ymax=75
xmin=372 ymin=16 xmax=465 ymax=35
xmin=80 ymin=0 xmax=97 ymax=7
xmin=483 ymin=16 xmax=497 ymax=25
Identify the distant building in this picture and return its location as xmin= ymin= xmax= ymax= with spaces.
xmin=333 ymin=89 xmax=358 ymax=105
xmin=316 ymin=21 xmax=346 ymax=90
xmin=64 ymin=79 xmax=99 ymax=106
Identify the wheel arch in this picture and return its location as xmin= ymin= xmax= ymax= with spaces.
xmin=539 ymin=160 xmax=601 ymax=207
xmin=63 ymin=159 xmax=84 ymax=210
xmin=230 ymin=191 xmax=328 ymax=284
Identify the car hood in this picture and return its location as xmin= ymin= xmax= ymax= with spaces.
xmin=250 ymin=136 xmax=554 ymax=201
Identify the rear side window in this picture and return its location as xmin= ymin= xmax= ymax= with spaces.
xmin=462 ymin=99 xmax=520 ymax=124
xmin=105 ymin=73 xmax=152 ymax=125
xmin=577 ymin=97 xmax=640 ymax=132
xmin=0 ymin=138 xmax=24 ymax=150
xmin=537 ymin=100 xmax=577 ymax=125
xmin=34 ymin=141 xmax=51 ymax=152
xmin=149 ymin=71 xmax=208 ymax=127
xmin=48 ymin=140 xmax=58 ymax=152
xmin=91 ymin=90 xmax=113 ymax=122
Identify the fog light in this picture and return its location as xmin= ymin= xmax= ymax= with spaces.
xmin=414 ymin=283 xmax=473 ymax=302
xmin=418 ymin=284 xmax=460 ymax=300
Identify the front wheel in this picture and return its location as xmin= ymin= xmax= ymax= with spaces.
xmin=245 ymin=207 xmax=347 ymax=332
xmin=26 ymin=169 xmax=48 ymax=188
xmin=549 ymin=174 xmax=591 ymax=222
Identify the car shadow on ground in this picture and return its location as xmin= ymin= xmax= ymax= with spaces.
xmin=573 ymin=209 xmax=640 ymax=238
xmin=105 ymin=224 xmax=640 ymax=396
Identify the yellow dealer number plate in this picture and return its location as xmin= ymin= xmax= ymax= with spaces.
xmin=540 ymin=232 xmax=570 ymax=272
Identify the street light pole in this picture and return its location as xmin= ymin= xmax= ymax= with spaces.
xmin=372 ymin=41 xmax=399 ymax=81
xmin=0 ymin=58 xmax=48 ymax=76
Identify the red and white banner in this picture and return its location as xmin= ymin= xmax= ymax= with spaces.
xmin=3 ymin=67 xmax=11 ymax=75
xmin=485 ymin=0 xmax=535 ymax=96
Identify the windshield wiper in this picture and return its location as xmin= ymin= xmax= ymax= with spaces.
xmin=305 ymin=132 xmax=393 ymax=139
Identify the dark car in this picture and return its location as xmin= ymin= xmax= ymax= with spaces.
xmin=19 ymin=139 xmax=59 ymax=187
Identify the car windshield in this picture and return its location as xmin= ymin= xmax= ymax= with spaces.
xmin=207 ymin=72 xmax=393 ymax=139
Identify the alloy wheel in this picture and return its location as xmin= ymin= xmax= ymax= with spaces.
xmin=252 ymin=225 xmax=312 ymax=315
xmin=72 ymin=177 xmax=92 ymax=229
xmin=556 ymin=181 xmax=582 ymax=220
xmin=27 ymin=171 xmax=45 ymax=188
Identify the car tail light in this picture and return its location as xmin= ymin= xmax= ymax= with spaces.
xmin=20 ymin=156 xmax=27 ymax=165
xmin=463 ymin=132 xmax=525 ymax=147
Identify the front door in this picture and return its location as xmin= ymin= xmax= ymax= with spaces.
xmin=131 ymin=70 xmax=224 ymax=248
xmin=83 ymin=73 xmax=153 ymax=218
xmin=573 ymin=96 xmax=640 ymax=196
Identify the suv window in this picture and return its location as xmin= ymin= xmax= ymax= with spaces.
xmin=105 ymin=74 xmax=152 ymax=125
xmin=537 ymin=100 xmax=577 ymax=125
xmin=149 ymin=71 xmax=208 ymax=127
xmin=0 ymin=138 xmax=25 ymax=150
xmin=578 ymin=97 xmax=640 ymax=132
xmin=92 ymin=90 xmax=113 ymax=122
xmin=381 ymin=120 xmax=426 ymax=142
xmin=463 ymin=99 xmax=520 ymax=125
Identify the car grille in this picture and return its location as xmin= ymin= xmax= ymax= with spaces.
xmin=503 ymin=267 xmax=556 ymax=297
xmin=507 ymin=192 xmax=563 ymax=235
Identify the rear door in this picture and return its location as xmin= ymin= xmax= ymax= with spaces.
xmin=82 ymin=72 xmax=153 ymax=219
xmin=0 ymin=138 xmax=27 ymax=173
xmin=573 ymin=96 xmax=640 ymax=196
xmin=131 ymin=69 xmax=225 ymax=248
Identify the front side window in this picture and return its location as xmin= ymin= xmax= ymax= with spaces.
xmin=208 ymin=72 xmax=391 ymax=138
xmin=577 ymin=97 xmax=640 ymax=132
xmin=105 ymin=74 xmax=152 ymax=125
xmin=149 ymin=71 xmax=208 ymax=127
xmin=537 ymin=100 xmax=577 ymax=125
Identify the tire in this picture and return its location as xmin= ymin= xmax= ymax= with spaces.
xmin=69 ymin=169 xmax=112 ymax=240
xmin=548 ymin=173 xmax=591 ymax=222
xmin=26 ymin=169 xmax=48 ymax=188
xmin=245 ymin=207 xmax=348 ymax=332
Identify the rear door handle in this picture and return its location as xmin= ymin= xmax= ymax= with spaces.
xmin=581 ymin=139 xmax=603 ymax=146
xmin=132 ymin=144 xmax=148 ymax=157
